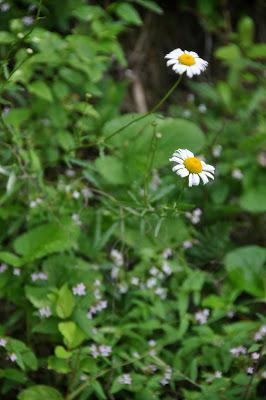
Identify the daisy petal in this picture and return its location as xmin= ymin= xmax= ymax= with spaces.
xmin=199 ymin=172 xmax=209 ymax=184
xmin=178 ymin=168 xmax=189 ymax=177
xmin=189 ymin=174 xmax=193 ymax=187
xmin=169 ymin=156 xmax=184 ymax=164
xmin=204 ymin=172 xmax=214 ymax=180
xmin=192 ymin=174 xmax=200 ymax=186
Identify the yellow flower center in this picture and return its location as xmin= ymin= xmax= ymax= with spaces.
xmin=184 ymin=157 xmax=202 ymax=173
xmin=178 ymin=54 xmax=196 ymax=66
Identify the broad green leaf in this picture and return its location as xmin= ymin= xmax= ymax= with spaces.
xmin=0 ymin=251 xmax=22 ymax=267
xmin=215 ymin=44 xmax=242 ymax=63
xmin=13 ymin=221 xmax=79 ymax=261
xmin=25 ymin=286 xmax=50 ymax=308
xmin=240 ymin=186 xmax=266 ymax=212
xmin=58 ymin=321 xmax=86 ymax=348
xmin=56 ymin=284 xmax=75 ymax=319
xmin=115 ymin=3 xmax=142 ymax=25
xmin=95 ymin=156 xmax=126 ymax=185
xmin=18 ymin=385 xmax=63 ymax=400
xmin=55 ymin=346 xmax=72 ymax=359
xmin=28 ymin=81 xmax=53 ymax=102
xmin=225 ymin=245 xmax=266 ymax=297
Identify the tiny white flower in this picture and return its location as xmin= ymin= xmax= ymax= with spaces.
xmin=66 ymin=169 xmax=76 ymax=177
xmin=170 ymin=149 xmax=215 ymax=187
xmin=39 ymin=306 xmax=52 ymax=318
xmin=182 ymin=240 xmax=193 ymax=249
xmin=150 ymin=267 xmax=159 ymax=276
xmin=90 ymin=344 xmax=99 ymax=358
xmin=22 ymin=16 xmax=33 ymax=26
xmin=0 ymin=338 xmax=7 ymax=347
xmin=81 ymin=187 xmax=93 ymax=199
xmin=262 ymin=370 xmax=266 ymax=379
xmin=146 ymin=277 xmax=157 ymax=288
xmin=187 ymin=93 xmax=195 ymax=102
xmin=162 ymin=262 xmax=172 ymax=276
xmin=0 ymin=263 xmax=8 ymax=273
xmin=30 ymin=200 xmax=37 ymax=208
xmin=230 ymin=346 xmax=247 ymax=357
xmin=26 ymin=48 xmax=33 ymax=54
xmin=257 ymin=152 xmax=266 ymax=167
xmin=155 ymin=287 xmax=167 ymax=299
xmin=72 ymin=213 xmax=82 ymax=226
xmin=214 ymin=371 xmax=222 ymax=378
xmin=131 ymin=276 xmax=140 ymax=286
xmin=1 ymin=3 xmax=10 ymax=12
xmin=195 ymin=309 xmax=210 ymax=325
xmin=99 ymin=345 xmax=112 ymax=357
xmin=198 ymin=103 xmax=207 ymax=113
xmin=163 ymin=248 xmax=172 ymax=259
xmin=13 ymin=268 xmax=21 ymax=276
xmin=212 ymin=145 xmax=222 ymax=158
xmin=182 ymin=109 xmax=191 ymax=118
xmin=165 ymin=49 xmax=208 ymax=78
xmin=72 ymin=283 xmax=86 ymax=296
xmin=118 ymin=373 xmax=132 ymax=385
xmin=251 ymin=352 xmax=260 ymax=360
xmin=232 ymin=168 xmax=243 ymax=180
xmin=9 ymin=353 xmax=17 ymax=362
xmin=110 ymin=249 xmax=123 ymax=267
xmin=246 ymin=367 xmax=254 ymax=375
xmin=148 ymin=340 xmax=156 ymax=347
xmin=118 ymin=283 xmax=128 ymax=294
xmin=72 ymin=191 xmax=80 ymax=199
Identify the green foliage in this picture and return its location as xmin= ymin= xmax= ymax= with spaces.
xmin=0 ymin=1 xmax=265 ymax=400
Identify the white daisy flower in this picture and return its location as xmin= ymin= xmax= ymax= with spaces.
xmin=170 ymin=149 xmax=215 ymax=187
xmin=165 ymin=49 xmax=208 ymax=78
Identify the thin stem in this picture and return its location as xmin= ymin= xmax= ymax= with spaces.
xmin=71 ymin=74 xmax=183 ymax=153
xmin=104 ymin=75 xmax=182 ymax=143
xmin=143 ymin=123 xmax=158 ymax=206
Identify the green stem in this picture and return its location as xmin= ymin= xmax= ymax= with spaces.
xmin=70 ymin=74 xmax=183 ymax=153
xmin=104 ymin=75 xmax=182 ymax=143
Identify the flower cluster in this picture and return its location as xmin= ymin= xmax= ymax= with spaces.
xmin=72 ymin=283 xmax=86 ymax=296
xmin=160 ymin=366 xmax=172 ymax=386
xmin=31 ymin=272 xmax=48 ymax=282
xmin=185 ymin=208 xmax=202 ymax=224
xmin=195 ymin=309 xmax=210 ymax=325
xmin=118 ymin=374 xmax=132 ymax=385
xmin=254 ymin=325 xmax=266 ymax=341
xmin=38 ymin=307 xmax=52 ymax=319
xmin=90 ymin=344 xmax=112 ymax=358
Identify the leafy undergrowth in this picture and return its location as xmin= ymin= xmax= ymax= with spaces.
xmin=0 ymin=1 xmax=265 ymax=399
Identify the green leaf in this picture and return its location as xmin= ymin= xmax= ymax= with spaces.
xmin=95 ymin=156 xmax=126 ymax=185
xmin=56 ymin=284 xmax=75 ymax=319
xmin=240 ymin=186 xmax=266 ymax=212
xmin=18 ymin=385 xmax=63 ymax=400
xmin=13 ymin=220 xmax=79 ymax=261
xmin=247 ymin=44 xmax=266 ymax=59
xmin=115 ymin=3 xmax=142 ymax=25
xmin=58 ymin=321 xmax=86 ymax=349
xmin=225 ymin=245 xmax=266 ymax=297
xmin=25 ymin=286 xmax=50 ymax=308
xmin=135 ymin=0 xmax=163 ymax=14
xmin=215 ymin=44 xmax=242 ymax=63
xmin=28 ymin=81 xmax=54 ymax=102
xmin=237 ymin=16 xmax=254 ymax=47
xmin=55 ymin=346 xmax=72 ymax=359
xmin=0 ymin=251 xmax=22 ymax=267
